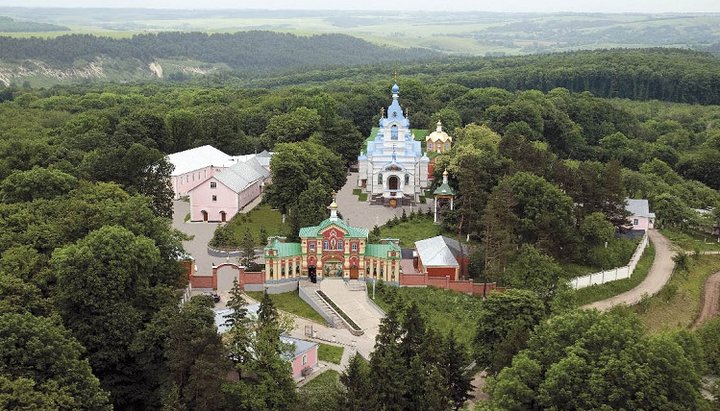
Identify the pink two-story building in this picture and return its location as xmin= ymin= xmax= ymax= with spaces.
xmin=167 ymin=145 xmax=272 ymax=222
xmin=188 ymin=156 xmax=271 ymax=222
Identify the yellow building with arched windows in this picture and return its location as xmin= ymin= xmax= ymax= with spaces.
xmin=426 ymin=121 xmax=453 ymax=153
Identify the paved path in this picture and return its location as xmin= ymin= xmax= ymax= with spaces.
xmin=692 ymin=271 xmax=720 ymax=329
xmin=585 ymin=229 xmax=677 ymax=311
xmin=172 ymin=200 xmax=219 ymax=276
xmin=288 ymin=316 xmax=375 ymax=363
xmin=320 ymin=279 xmax=383 ymax=343
xmin=336 ymin=172 xmax=430 ymax=230
xmin=172 ymin=196 xmax=265 ymax=276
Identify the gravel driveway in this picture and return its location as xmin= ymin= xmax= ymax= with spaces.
xmin=585 ymin=229 xmax=677 ymax=311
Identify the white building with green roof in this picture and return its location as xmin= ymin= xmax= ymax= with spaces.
xmin=263 ymin=200 xmax=401 ymax=283
xmin=357 ymin=83 xmax=430 ymax=207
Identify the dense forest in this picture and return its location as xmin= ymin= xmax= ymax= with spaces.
xmin=0 ymin=16 xmax=68 ymax=32
xmin=234 ymin=48 xmax=720 ymax=105
xmin=1 ymin=50 xmax=720 ymax=410
xmin=0 ymin=31 xmax=439 ymax=69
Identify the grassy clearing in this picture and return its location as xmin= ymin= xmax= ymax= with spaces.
xmin=661 ymin=228 xmax=720 ymax=252
xmin=245 ymin=290 xmax=326 ymax=324
xmin=318 ymin=343 xmax=344 ymax=364
xmin=371 ymin=284 xmax=483 ymax=348
xmin=376 ymin=215 xmax=442 ymax=248
xmin=636 ymin=255 xmax=720 ymax=334
xmin=358 ymin=193 xmax=368 ymax=202
xmin=222 ymin=204 xmax=288 ymax=246
xmin=574 ymin=243 xmax=655 ymax=306
xmin=300 ymin=370 xmax=340 ymax=391
xmin=352 ymin=188 xmax=362 ymax=195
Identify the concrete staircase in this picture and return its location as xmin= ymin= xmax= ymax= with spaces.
xmin=346 ymin=280 xmax=367 ymax=291
xmin=299 ymin=280 xmax=345 ymax=328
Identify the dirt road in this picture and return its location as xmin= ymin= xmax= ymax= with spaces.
xmin=585 ymin=229 xmax=676 ymax=311
xmin=692 ymin=271 xmax=720 ymax=329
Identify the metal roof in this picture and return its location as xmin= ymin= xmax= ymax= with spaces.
xmin=280 ymin=336 xmax=318 ymax=358
xmin=203 ymin=157 xmax=270 ymax=194
xmin=167 ymin=146 xmax=273 ymax=177
xmin=264 ymin=238 xmax=302 ymax=258
xmin=298 ymin=218 xmax=369 ymax=239
xmin=214 ymin=304 xmax=260 ymax=333
xmin=433 ymin=182 xmax=455 ymax=196
xmin=167 ymin=145 xmax=234 ymax=176
xmin=365 ymin=243 xmax=401 ymax=259
xmin=625 ymin=199 xmax=656 ymax=218
xmin=415 ymin=235 xmax=460 ymax=267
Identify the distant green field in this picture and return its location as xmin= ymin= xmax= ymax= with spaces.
xmin=3 ymin=8 xmax=719 ymax=55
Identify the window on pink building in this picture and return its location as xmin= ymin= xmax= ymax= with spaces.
xmin=210 ymin=182 xmax=216 ymax=189
xmin=212 ymin=195 xmax=217 ymax=202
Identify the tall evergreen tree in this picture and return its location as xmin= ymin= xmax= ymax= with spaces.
xmin=251 ymin=291 xmax=297 ymax=410
xmin=240 ymin=229 xmax=255 ymax=266
xmin=340 ymin=354 xmax=373 ymax=411
xmin=370 ymin=305 xmax=407 ymax=411
xmin=440 ymin=331 xmax=474 ymax=410
xmin=225 ymin=279 xmax=253 ymax=379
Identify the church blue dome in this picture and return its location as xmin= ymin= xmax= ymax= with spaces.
xmin=391 ymin=83 xmax=400 ymax=94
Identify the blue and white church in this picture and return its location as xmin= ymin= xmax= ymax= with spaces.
xmin=357 ymin=83 xmax=429 ymax=206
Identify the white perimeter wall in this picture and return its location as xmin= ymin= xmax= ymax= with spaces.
xmin=570 ymin=233 xmax=650 ymax=290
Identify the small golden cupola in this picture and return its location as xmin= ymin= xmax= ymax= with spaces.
xmin=425 ymin=121 xmax=452 ymax=153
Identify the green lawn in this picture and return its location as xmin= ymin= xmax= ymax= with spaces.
xmin=636 ymin=255 xmax=720 ymax=334
xmin=245 ymin=290 xmax=326 ymax=324
xmin=574 ymin=243 xmax=655 ymax=306
xmin=318 ymin=343 xmax=344 ymax=364
xmin=352 ymin=188 xmax=362 ymax=196
xmin=300 ymin=369 xmax=340 ymax=391
xmin=370 ymin=284 xmax=483 ymax=348
xmin=218 ymin=204 xmax=288 ymax=247
xmin=376 ymin=215 xmax=442 ymax=248
xmin=660 ymin=228 xmax=720 ymax=253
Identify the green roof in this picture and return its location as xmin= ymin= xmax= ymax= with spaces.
xmin=299 ymin=218 xmax=369 ymax=239
xmin=264 ymin=238 xmax=302 ymax=258
xmin=433 ymin=182 xmax=456 ymax=196
xmin=365 ymin=243 xmax=401 ymax=259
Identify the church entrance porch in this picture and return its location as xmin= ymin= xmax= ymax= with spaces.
xmin=388 ymin=175 xmax=399 ymax=190
xmin=349 ymin=266 xmax=359 ymax=279
xmin=323 ymin=261 xmax=344 ymax=277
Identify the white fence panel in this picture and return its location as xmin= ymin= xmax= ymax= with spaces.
xmin=571 ymin=233 xmax=649 ymax=290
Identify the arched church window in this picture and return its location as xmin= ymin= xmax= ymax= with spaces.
xmin=378 ymin=173 xmax=383 ymax=185
xmin=323 ymin=240 xmax=329 ymax=250
xmin=391 ymin=125 xmax=398 ymax=140
xmin=428 ymin=142 xmax=433 ymax=150
xmin=338 ymin=240 xmax=343 ymax=251
xmin=405 ymin=174 xmax=410 ymax=185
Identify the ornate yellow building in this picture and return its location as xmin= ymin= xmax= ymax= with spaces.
xmin=263 ymin=201 xmax=401 ymax=283
xmin=426 ymin=121 xmax=453 ymax=153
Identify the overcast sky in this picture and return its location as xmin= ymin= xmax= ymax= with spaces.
xmin=2 ymin=0 xmax=720 ymax=13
